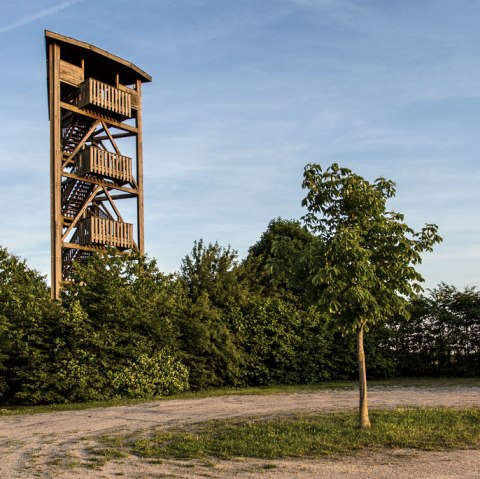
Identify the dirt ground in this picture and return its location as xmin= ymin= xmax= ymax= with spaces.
xmin=1 ymin=385 xmax=479 ymax=478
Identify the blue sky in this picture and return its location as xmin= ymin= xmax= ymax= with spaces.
xmin=0 ymin=0 xmax=479 ymax=291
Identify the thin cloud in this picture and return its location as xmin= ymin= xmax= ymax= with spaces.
xmin=0 ymin=0 xmax=84 ymax=34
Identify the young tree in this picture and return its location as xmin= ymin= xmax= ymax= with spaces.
xmin=284 ymin=163 xmax=441 ymax=428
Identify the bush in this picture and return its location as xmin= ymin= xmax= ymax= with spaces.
xmin=107 ymin=350 xmax=189 ymax=398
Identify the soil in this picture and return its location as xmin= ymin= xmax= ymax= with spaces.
xmin=1 ymin=385 xmax=479 ymax=478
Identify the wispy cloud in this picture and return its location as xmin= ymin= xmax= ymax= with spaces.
xmin=0 ymin=0 xmax=84 ymax=34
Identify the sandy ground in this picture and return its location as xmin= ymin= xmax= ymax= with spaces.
xmin=0 ymin=385 xmax=479 ymax=478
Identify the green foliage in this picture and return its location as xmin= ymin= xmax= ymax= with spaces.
xmin=178 ymin=293 xmax=244 ymax=389
xmin=65 ymin=252 xmax=180 ymax=352
xmin=238 ymin=296 xmax=331 ymax=385
xmin=392 ymin=284 xmax=480 ymax=377
xmin=245 ymin=218 xmax=314 ymax=296
xmin=14 ymin=301 xmax=99 ymax=404
xmin=180 ymin=239 xmax=239 ymax=306
xmin=0 ymin=250 xmax=189 ymax=404
xmin=178 ymin=241 xmax=246 ymax=389
xmin=106 ymin=350 xmax=189 ymax=398
xmin=0 ymin=193 xmax=472 ymax=408
xmin=296 ymin=163 xmax=442 ymax=332
xmin=0 ymin=246 xmax=57 ymax=400
xmin=55 ymin=251 xmax=188 ymax=402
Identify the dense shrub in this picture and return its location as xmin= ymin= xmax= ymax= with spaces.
xmin=0 ymin=241 xmax=478 ymax=406
xmin=1 ymin=249 xmax=189 ymax=404
xmin=106 ymin=350 xmax=189 ymax=398
xmin=0 ymin=246 xmax=59 ymax=401
xmin=236 ymin=296 xmax=331 ymax=385
xmin=391 ymin=284 xmax=480 ymax=377
xmin=178 ymin=241 xmax=246 ymax=389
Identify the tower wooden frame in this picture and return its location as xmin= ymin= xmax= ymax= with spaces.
xmin=45 ymin=31 xmax=152 ymax=299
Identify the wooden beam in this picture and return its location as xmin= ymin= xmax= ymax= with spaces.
xmin=63 ymin=242 xmax=132 ymax=253
xmin=92 ymin=132 xmax=136 ymax=141
xmin=62 ymin=172 xmax=138 ymax=194
xmin=96 ymin=201 xmax=115 ymax=221
xmin=101 ymin=186 xmax=124 ymax=222
xmin=136 ymin=79 xmax=145 ymax=254
xmin=63 ymin=242 xmax=108 ymax=253
xmin=50 ymin=43 xmax=62 ymax=300
xmin=60 ymin=102 xmax=138 ymax=134
xmin=93 ymin=192 xmax=137 ymax=201
xmin=101 ymin=121 xmax=121 ymax=156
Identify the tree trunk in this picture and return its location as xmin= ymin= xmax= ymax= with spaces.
xmin=357 ymin=325 xmax=371 ymax=429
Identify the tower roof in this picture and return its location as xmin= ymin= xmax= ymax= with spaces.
xmin=45 ymin=30 xmax=152 ymax=85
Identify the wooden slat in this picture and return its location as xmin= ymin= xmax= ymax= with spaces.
xmin=118 ymin=84 xmax=139 ymax=109
xmin=78 ymin=78 xmax=132 ymax=118
xmin=76 ymin=217 xmax=133 ymax=249
xmin=77 ymin=146 xmax=133 ymax=184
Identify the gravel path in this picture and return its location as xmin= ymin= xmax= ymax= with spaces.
xmin=1 ymin=385 xmax=479 ymax=478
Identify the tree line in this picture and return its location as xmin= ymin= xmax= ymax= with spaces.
xmin=0 ymin=164 xmax=478 ymax=407
xmin=0 ymin=227 xmax=477 ymax=405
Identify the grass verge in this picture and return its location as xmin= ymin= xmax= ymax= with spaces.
xmin=125 ymin=407 xmax=480 ymax=460
xmin=0 ymin=377 xmax=478 ymax=416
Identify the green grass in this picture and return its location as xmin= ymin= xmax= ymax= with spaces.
xmin=126 ymin=407 xmax=480 ymax=460
xmin=0 ymin=397 xmax=152 ymax=416
xmin=0 ymin=377 xmax=478 ymax=416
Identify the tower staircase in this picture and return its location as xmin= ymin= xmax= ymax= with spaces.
xmin=62 ymin=114 xmax=96 ymax=154
xmin=61 ymin=179 xmax=95 ymax=222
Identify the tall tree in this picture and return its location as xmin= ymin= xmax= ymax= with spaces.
xmin=280 ymin=163 xmax=442 ymax=428
xmin=180 ymin=239 xmax=239 ymax=306
xmin=242 ymin=218 xmax=314 ymax=297
xmin=179 ymin=240 xmax=245 ymax=388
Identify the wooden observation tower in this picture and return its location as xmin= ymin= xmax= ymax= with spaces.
xmin=45 ymin=31 xmax=152 ymax=299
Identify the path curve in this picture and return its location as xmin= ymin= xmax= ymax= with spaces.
xmin=1 ymin=385 xmax=479 ymax=478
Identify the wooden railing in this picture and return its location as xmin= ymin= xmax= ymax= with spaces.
xmin=76 ymin=217 xmax=134 ymax=250
xmin=76 ymin=146 xmax=133 ymax=183
xmin=78 ymin=78 xmax=132 ymax=118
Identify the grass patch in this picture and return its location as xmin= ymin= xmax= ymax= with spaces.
xmin=0 ymin=397 xmax=151 ymax=416
xmin=0 ymin=377 xmax=478 ymax=416
xmin=128 ymin=407 xmax=480 ymax=460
